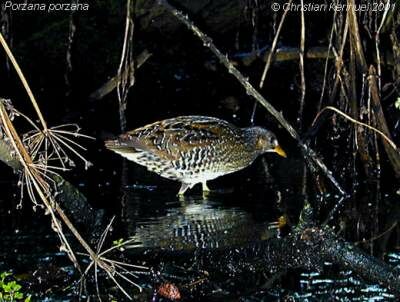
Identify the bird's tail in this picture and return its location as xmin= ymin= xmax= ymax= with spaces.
xmin=104 ymin=134 xmax=151 ymax=154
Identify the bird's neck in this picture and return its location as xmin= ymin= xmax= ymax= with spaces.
xmin=241 ymin=128 xmax=260 ymax=151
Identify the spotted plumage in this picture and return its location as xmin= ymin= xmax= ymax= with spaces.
xmin=105 ymin=116 xmax=286 ymax=195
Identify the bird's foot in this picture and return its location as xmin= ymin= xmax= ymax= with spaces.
xmin=177 ymin=182 xmax=222 ymax=198
xmin=177 ymin=183 xmax=191 ymax=196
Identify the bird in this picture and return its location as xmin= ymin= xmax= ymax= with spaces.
xmin=105 ymin=116 xmax=286 ymax=195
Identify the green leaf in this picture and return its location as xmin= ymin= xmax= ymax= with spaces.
xmin=2 ymin=283 xmax=11 ymax=293
xmin=24 ymin=296 xmax=31 ymax=302
xmin=14 ymin=292 xmax=23 ymax=299
xmin=0 ymin=272 xmax=11 ymax=283
xmin=112 ymin=238 xmax=124 ymax=247
xmin=9 ymin=281 xmax=21 ymax=292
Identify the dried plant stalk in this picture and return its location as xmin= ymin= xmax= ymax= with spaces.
xmin=0 ymin=100 xmax=147 ymax=299
xmin=0 ymin=33 xmax=48 ymax=130
xmin=116 ymin=0 xmax=136 ymax=131
xmin=258 ymin=0 xmax=293 ymax=89
xmin=367 ymin=66 xmax=400 ymax=176
xmin=312 ymin=105 xmax=398 ymax=150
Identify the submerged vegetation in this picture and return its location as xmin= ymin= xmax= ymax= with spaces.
xmin=1 ymin=0 xmax=400 ymax=300
xmin=0 ymin=272 xmax=31 ymax=302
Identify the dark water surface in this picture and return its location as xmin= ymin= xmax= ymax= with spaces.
xmin=1 ymin=153 xmax=400 ymax=301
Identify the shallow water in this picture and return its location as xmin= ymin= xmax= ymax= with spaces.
xmin=125 ymin=194 xmax=276 ymax=250
xmin=1 ymin=155 xmax=400 ymax=301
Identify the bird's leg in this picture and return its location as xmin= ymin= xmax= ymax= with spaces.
xmin=178 ymin=183 xmax=191 ymax=196
xmin=201 ymin=181 xmax=211 ymax=198
xmin=202 ymin=181 xmax=210 ymax=192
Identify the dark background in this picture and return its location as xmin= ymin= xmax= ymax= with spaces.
xmin=1 ymin=0 xmax=400 ymax=300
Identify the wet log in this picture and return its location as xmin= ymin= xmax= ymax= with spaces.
xmin=210 ymin=227 xmax=400 ymax=294
xmin=233 ymin=46 xmax=334 ymax=66
xmin=138 ymin=224 xmax=400 ymax=295
xmin=235 ymin=45 xmax=395 ymax=68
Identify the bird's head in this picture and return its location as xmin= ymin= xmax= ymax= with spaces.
xmin=244 ymin=127 xmax=287 ymax=158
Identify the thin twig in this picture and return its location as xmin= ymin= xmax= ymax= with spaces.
xmin=328 ymin=11 xmax=349 ymax=105
xmin=312 ymin=106 xmax=398 ymax=150
xmin=298 ymin=0 xmax=306 ymax=130
xmin=374 ymin=1 xmax=390 ymax=92
xmin=258 ymin=0 xmax=292 ymax=90
xmin=96 ymin=216 xmax=116 ymax=253
xmin=355 ymin=222 xmax=397 ymax=245
xmin=318 ymin=8 xmax=337 ymax=112
xmin=0 ymin=33 xmax=48 ymax=130
xmin=116 ymin=0 xmax=135 ymax=132
xmin=251 ymin=0 xmax=293 ymax=123
xmin=347 ymin=0 xmax=367 ymax=72
xmin=79 ymin=215 xmax=147 ymax=298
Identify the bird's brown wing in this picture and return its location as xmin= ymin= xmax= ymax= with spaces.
xmin=125 ymin=116 xmax=240 ymax=160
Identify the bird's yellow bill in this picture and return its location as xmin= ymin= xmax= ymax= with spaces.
xmin=274 ymin=145 xmax=287 ymax=158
